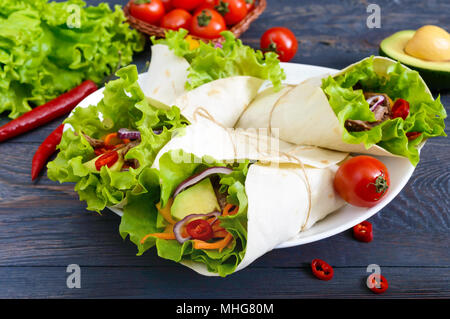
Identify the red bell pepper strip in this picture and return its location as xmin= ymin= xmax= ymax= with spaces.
xmin=311 ymin=258 xmax=334 ymax=281
xmin=367 ymin=273 xmax=389 ymax=294
xmin=353 ymin=221 xmax=373 ymax=242
xmin=31 ymin=124 xmax=65 ymax=181
xmin=0 ymin=80 xmax=97 ymax=143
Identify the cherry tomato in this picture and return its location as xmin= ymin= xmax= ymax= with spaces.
xmin=160 ymin=8 xmax=192 ymax=30
xmin=260 ymin=27 xmax=298 ymax=62
xmin=214 ymin=0 xmax=248 ymax=26
xmin=190 ymin=8 xmax=226 ymax=39
xmin=160 ymin=0 xmax=173 ymax=11
xmin=186 ymin=219 xmax=214 ymax=241
xmin=311 ymin=259 xmax=334 ymax=281
xmin=95 ymin=151 xmax=119 ymax=171
xmin=367 ymin=273 xmax=389 ymax=294
xmin=172 ymin=0 xmax=204 ymax=11
xmin=353 ymin=221 xmax=373 ymax=242
xmin=129 ymin=0 xmax=165 ymax=25
xmin=334 ymin=156 xmax=390 ymax=207
xmin=245 ymin=0 xmax=255 ymax=11
xmin=392 ymin=98 xmax=410 ymax=120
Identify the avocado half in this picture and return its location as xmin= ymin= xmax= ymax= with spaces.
xmin=379 ymin=30 xmax=450 ymax=91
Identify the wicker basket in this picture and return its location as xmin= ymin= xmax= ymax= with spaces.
xmin=123 ymin=0 xmax=267 ymax=44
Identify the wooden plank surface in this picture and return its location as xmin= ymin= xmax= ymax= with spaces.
xmin=0 ymin=0 xmax=449 ymax=298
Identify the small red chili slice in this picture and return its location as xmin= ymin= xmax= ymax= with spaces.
xmin=406 ymin=131 xmax=422 ymax=141
xmin=95 ymin=150 xmax=119 ymax=171
xmin=392 ymin=98 xmax=410 ymax=120
xmin=311 ymin=259 xmax=334 ymax=281
xmin=367 ymin=273 xmax=388 ymax=294
xmin=186 ymin=219 xmax=214 ymax=241
xmin=353 ymin=221 xmax=373 ymax=242
xmin=94 ymin=144 xmax=116 ymax=156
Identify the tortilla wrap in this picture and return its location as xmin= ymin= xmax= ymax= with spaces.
xmin=152 ymin=122 xmax=345 ymax=276
xmin=237 ymin=56 xmax=431 ymax=156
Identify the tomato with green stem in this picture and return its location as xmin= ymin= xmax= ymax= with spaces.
xmin=160 ymin=8 xmax=192 ymax=30
xmin=190 ymin=8 xmax=226 ymax=39
xmin=214 ymin=0 xmax=248 ymax=26
xmin=334 ymin=156 xmax=390 ymax=207
xmin=260 ymin=27 xmax=298 ymax=62
xmin=129 ymin=0 xmax=165 ymax=25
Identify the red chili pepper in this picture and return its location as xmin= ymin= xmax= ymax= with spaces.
xmin=0 ymin=80 xmax=97 ymax=143
xmin=31 ymin=124 xmax=65 ymax=181
xmin=353 ymin=221 xmax=373 ymax=242
xmin=406 ymin=131 xmax=422 ymax=141
xmin=391 ymin=98 xmax=410 ymax=120
xmin=367 ymin=273 xmax=388 ymax=294
xmin=95 ymin=150 xmax=119 ymax=171
xmin=311 ymin=259 xmax=334 ymax=281
xmin=186 ymin=219 xmax=214 ymax=241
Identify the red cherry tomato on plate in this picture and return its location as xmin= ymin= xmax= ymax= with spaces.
xmin=353 ymin=221 xmax=373 ymax=242
xmin=186 ymin=219 xmax=214 ymax=241
xmin=172 ymin=0 xmax=204 ymax=11
xmin=160 ymin=8 xmax=192 ymax=30
xmin=129 ymin=0 xmax=165 ymax=25
xmin=190 ymin=8 xmax=226 ymax=39
xmin=260 ymin=27 xmax=298 ymax=62
xmin=214 ymin=0 xmax=248 ymax=26
xmin=311 ymin=259 xmax=334 ymax=281
xmin=333 ymin=156 xmax=390 ymax=207
xmin=95 ymin=151 xmax=119 ymax=171
xmin=367 ymin=273 xmax=388 ymax=294
xmin=392 ymin=98 xmax=410 ymax=120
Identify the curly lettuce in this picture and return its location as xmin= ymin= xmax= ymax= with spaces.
xmin=0 ymin=0 xmax=144 ymax=118
xmin=322 ymin=56 xmax=447 ymax=166
xmin=47 ymin=65 xmax=189 ymax=212
xmin=120 ymin=150 xmax=250 ymax=277
xmin=152 ymin=29 xmax=286 ymax=91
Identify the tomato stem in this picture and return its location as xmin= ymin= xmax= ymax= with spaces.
xmin=197 ymin=10 xmax=212 ymax=27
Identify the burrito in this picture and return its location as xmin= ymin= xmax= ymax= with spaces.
xmin=47 ymin=65 xmax=188 ymax=212
xmin=237 ymin=56 xmax=447 ymax=166
xmin=119 ymin=122 xmax=346 ymax=277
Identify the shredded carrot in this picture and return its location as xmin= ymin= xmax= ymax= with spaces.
xmin=213 ymin=230 xmax=229 ymax=238
xmin=223 ymin=203 xmax=239 ymax=216
xmin=140 ymin=232 xmax=176 ymax=244
xmin=104 ymin=132 xmax=131 ymax=146
xmin=193 ymin=233 xmax=233 ymax=252
xmin=156 ymin=199 xmax=177 ymax=224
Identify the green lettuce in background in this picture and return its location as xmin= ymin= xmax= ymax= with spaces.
xmin=119 ymin=150 xmax=250 ymax=277
xmin=0 ymin=0 xmax=144 ymax=119
xmin=153 ymin=29 xmax=286 ymax=91
xmin=322 ymin=57 xmax=447 ymax=166
xmin=47 ymin=65 xmax=189 ymax=212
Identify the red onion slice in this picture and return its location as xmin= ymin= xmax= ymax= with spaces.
xmin=173 ymin=211 xmax=221 ymax=244
xmin=118 ymin=128 xmax=141 ymax=140
xmin=366 ymin=95 xmax=385 ymax=112
xmin=173 ymin=166 xmax=233 ymax=198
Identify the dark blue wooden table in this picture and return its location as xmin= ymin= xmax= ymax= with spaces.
xmin=0 ymin=0 xmax=449 ymax=298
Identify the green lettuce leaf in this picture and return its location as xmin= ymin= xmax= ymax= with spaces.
xmin=120 ymin=150 xmax=250 ymax=277
xmin=153 ymin=29 xmax=286 ymax=91
xmin=322 ymin=56 xmax=447 ymax=166
xmin=0 ymin=0 xmax=144 ymax=118
xmin=47 ymin=65 xmax=189 ymax=212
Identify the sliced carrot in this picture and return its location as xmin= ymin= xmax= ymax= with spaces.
xmin=140 ymin=232 xmax=176 ymax=244
xmin=104 ymin=132 xmax=119 ymax=146
xmin=223 ymin=203 xmax=239 ymax=216
xmin=193 ymin=233 xmax=233 ymax=252
xmin=156 ymin=199 xmax=177 ymax=225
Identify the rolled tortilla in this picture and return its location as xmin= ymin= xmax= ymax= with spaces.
xmin=238 ymin=56 xmax=432 ymax=156
xmin=152 ymin=122 xmax=346 ymax=276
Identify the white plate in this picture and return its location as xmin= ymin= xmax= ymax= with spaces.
xmin=73 ymin=62 xmax=415 ymax=249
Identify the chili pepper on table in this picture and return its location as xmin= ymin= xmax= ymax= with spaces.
xmin=0 ymin=80 xmax=98 ymax=143
xmin=367 ymin=273 xmax=389 ymax=294
xmin=353 ymin=221 xmax=373 ymax=242
xmin=31 ymin=124 xmax=65 ymax=181
xmin=311 ymin=258 xmax=334 ymax=281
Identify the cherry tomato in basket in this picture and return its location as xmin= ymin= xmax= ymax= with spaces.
xmin=392 ymin=98 xmax=410 ymax=120
xmin=333 ymin=156 xmax=390 ymax=208
xmin=172 ymin=0 xmax=204 ymax=11
xmin=186 ymin=219 xmax=214 ymax=241
xmin=190 ymin=8 xmax=226 ymax=39
xmin=367 ymin=273 xmax=389 ymax=294
xmin=160 ymin=0 xmax=173 ymax=11
xmin=245 ymin=0 xmax=255 ymax=11
xmin=311 ymin=259 xmax=334 ymax=281
xmin=160 ymin=8 xmax=192 ymax=30
xmin=260 ymin=27 xmax=298 ymax=62
xmin=214 ymin=0 xmax=248 ymax=26
xmin=129 ymin=0 xmax=165 ymax=25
